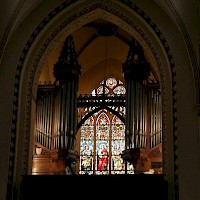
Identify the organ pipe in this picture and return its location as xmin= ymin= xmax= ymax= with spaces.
xmin=149 ymin=88 xmax=162 ymax=148
xmin=53 ymin=34 xmax=81 ymax=173
xmin=122 ymin=37 xmax=150 ymax=150
xmin=35 ymin=35 xmax=162 ymax=176
xmin=35 ymin=87 xmax=54 ymax=149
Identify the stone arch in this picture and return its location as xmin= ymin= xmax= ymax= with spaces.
xmin=7 ymin=0 xmax=177 ymax=199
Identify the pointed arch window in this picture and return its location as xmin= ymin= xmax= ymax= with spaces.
xmin=96 ymin=112 xmax=110 ymax=174
xmin=79 ymin=77 xmax=134 ymax=175
xmin=80 ymin=117 xmax=94 ymax=175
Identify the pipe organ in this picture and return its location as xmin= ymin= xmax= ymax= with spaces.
xmin=35 ymin=85 xmax=54 ymax=150
xmin=33 ymin=35 xmax=162 ymax=174
xmin=122 ymin=37 xmax=151 ymax=149
xmin=35 ymin=84 xmax=162 ymax=148
xmin=149 ymin=88 xmax=162 ymax=148
xmin=34 ymin=35 xmax=81 ymax=174
xmin=121 ymin=37 xmax=162 ymax=172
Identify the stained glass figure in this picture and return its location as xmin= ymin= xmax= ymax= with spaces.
xmin=112 ymin=155 xmax=125 ymax=174
xmin=80 ymin=117 xmax=94 ymax=174
xmin=96 ymin=113 xmax=110 ymax=174
xmin=80 ymin=142 xmax=93 ymax=173
xmin=96 ymin=142 xmax=109 ymax=173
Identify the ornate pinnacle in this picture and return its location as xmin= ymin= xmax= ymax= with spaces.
xmin=122 ymin=37 xmax=150 ymax=82
xmin=53 ymin=35 xmax=81 ymax=84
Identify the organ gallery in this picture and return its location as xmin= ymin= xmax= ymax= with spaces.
xmin=33 ymin=26 xmax=162 ymax=175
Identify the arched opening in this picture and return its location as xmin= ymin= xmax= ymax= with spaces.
xmin=32 ymin=26 xmax=163 ymax=176
xmin=8 ymin=1 xmax=176 ymax=199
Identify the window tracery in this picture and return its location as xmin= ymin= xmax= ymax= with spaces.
xmin=79 ymin=77 xmax=134 ymax=174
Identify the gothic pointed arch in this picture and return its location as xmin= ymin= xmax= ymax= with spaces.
xmin=7 ymin=1 xmax=180 ymax=199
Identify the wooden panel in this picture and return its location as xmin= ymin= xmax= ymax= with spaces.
xmin=32 ymin=157 xmax=52 ymax=174
xmin=32 ymin=155 xmax=66 ymax=175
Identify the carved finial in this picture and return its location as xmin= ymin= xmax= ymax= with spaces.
xmin=53 ymin=35 xmax=81 ymax=84
xmin=122 ymin=37 xmax=150 ymax=82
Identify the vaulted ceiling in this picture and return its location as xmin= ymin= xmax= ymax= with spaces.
xmin=1 ymin=0 xmax=198 ymax=95
xmin=39 ymin=19 xmax=158 ymax=94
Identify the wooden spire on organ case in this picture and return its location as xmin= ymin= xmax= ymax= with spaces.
xmin=53 ymin=34 xmax=81 ymax=84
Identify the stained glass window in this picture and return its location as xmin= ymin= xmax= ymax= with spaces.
xmin=96 ymin=85 xmax=109 ymax=95
xmin=79 ymin=78 xmax=134 ymax=175
xmin=106 ymin=77 xmax=117 ymax=89
xmin=96 ymin=112 xmax=110 ymax=174
xmin=94 ymin=77 xmax=125 ymax=96
xmin=79 ymin=117 xmax=94 ymax=175
xmin=113 ymin=86 xmax=126 ymax=95
xmin=111 ymin=115 xmax=125 ymax=174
